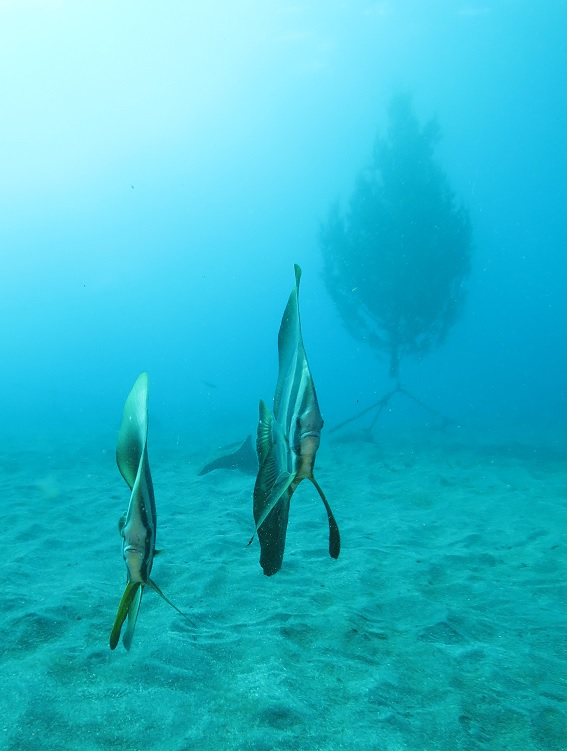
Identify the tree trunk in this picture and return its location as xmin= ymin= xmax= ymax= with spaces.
xmin=389 ymin=341 xmax=400 ymax=379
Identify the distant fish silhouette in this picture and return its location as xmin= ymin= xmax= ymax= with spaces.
xmin=198 ymin=435 xmax=258 ymax=476
xmin=109 ymin=372 xmax=190 ymax=651
xmin=249 ymin=264 xmax=340 ymax=575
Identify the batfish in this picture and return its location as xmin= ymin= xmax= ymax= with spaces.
xmin=250 ymin=264 xmax=340 ymax=575
xmin=198 ymin=435 xmax=258 ymax=476
xmin=110 ymin=372 xmax=189 ymax=650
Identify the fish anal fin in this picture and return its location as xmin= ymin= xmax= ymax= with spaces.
xmin=122 ymin=583 xmax=143 ymax=651
xmin=110 ymin=580 xmax=141 ymax=650
xmin=251 ymin=473 xmax=297 ymax=575
xmin=253 ymin=469 xmax=296 ymax=535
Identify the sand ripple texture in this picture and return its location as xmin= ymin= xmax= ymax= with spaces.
xmin=1 ymin=429 xmax=566 ymax=751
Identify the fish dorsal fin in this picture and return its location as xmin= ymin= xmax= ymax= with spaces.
xmin=274 ymin=265 xmax=304 ymax=421
xmin=116 ymin=372 xmax=149 ymax=490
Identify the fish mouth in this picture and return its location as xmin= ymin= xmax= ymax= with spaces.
xmin=300 ymin=433 xmax=321 ymax=450
xmin=301 ymin=430 xmax=320 ymax=439
xmin=123 ymin=544 xmax=144 ymax=556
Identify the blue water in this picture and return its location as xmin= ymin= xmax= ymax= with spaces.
xmin=1 ymin=3 xmax=566 ymax=750
xmin=1 ymin=1 xmax=565 ymax=446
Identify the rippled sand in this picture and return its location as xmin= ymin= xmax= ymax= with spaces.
xmin=2 ymin=428 xmax=566 ymax=751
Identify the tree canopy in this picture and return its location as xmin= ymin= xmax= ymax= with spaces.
xmin=321 ymin=95 xmax=472 ymax=380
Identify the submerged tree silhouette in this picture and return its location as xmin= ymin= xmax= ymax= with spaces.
xmin=321 ymin=95 xmax=472 ymax=431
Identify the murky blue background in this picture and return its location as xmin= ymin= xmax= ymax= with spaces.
xmin=1 ymin=1 xmax=565 ymax=445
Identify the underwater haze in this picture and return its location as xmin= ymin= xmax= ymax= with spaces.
xmin=1 ymin=0 xmax=565 ymax=442
xmin=1 ymin=2 xmax=566 ymax=751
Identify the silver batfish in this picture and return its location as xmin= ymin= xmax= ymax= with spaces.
xmin=110 ymin=372 xmax=188 ymax=650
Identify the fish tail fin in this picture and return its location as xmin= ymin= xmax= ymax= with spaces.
xmin=147 ymin=579 xmax=195 ymax=626
xmin=309 ymin=476 xmax=341 ymax=560
xmin=110 ymin=580 xmax=142 ymax=650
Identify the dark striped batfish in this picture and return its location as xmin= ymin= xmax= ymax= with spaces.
xmin=110 ymin=372 xmax=189 ymax=650
xmin=198 ymin=435 xmax=258 ymax=476
xmin=249 ymin=264 xmax=340 ymax=575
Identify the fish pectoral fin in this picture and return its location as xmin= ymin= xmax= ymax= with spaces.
xmin=309 ymin=476 xmax=341 ymax=560
xmin=249 ymin=470 xmax=296 ymax=545
xmin=147 ymin=579 xmax=195 ymax=626
xmin=117 ymin=511 xmax=127 ymax=535
xmin=109 ymin=580 xmax=142 ymax=650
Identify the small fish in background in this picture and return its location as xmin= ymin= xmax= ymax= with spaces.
xmin=198 ymin=435 xmax=258 ymax=476
xmin=250 ymin=264 xmax=341 ymax=575
xmin=110 ymin=372 xmax=190 ymax=651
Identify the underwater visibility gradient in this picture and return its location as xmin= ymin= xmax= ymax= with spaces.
xmin=1 ymin=3 xmax=566 ymax=750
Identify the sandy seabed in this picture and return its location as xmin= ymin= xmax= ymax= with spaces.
xmin=1 ymin=426 xmax=566 ymax=751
